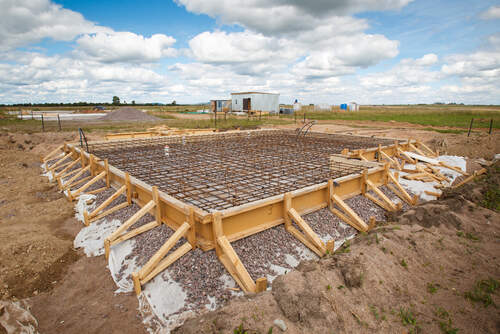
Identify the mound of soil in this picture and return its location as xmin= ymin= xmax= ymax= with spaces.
xmin=174 ymin=166 xmax=500 ymax=334
xmin=99 ymin=107 xmax=160 ymax=122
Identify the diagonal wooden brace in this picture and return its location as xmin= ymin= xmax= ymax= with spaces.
xmin=330 ymin=194 xmax=370 ymax=232
xmin=84 ymin=184 xmax=127 ymax=225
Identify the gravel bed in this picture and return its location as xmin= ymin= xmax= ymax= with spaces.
xmin=77 ymin=176 xmax=416 ymax=322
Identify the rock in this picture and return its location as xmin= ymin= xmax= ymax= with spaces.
xmin=273 ymin=319 xmax=287 ymax=331
xmin=494 ymin=153 xmax=500 ymax=162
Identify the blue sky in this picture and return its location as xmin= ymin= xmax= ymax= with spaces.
xmin=1 ymin=0 xmax=499 ymax=104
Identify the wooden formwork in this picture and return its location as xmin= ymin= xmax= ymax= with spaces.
xmin=41 ymin=129 xmax=417 ymax=295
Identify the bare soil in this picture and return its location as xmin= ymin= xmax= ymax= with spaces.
xmin=0 ymin=131 xmax=145 ymax=333
xmin=0 ymin=120 xmax=498 ymax=333
xmin=174 ymin=164 xmax=500 ymax=334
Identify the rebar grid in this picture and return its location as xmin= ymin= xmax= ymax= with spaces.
xmin=91 ymin=131 xmax=393 ymax=211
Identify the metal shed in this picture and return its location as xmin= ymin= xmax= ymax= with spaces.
xmin=210 ymin=100 xmax=232 ymax=113
xmin=231 ymin=92 xmax=280 ymax=114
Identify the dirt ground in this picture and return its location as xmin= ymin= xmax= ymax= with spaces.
xmin=276 ymin=120 xmax=500 ymax=159
xmin=175 ymin=163 xmax=500 ymax=334
xmin=0 ymin=120 xmax=498 ymax=333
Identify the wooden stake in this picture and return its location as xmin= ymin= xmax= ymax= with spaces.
xmin=125 ymin=173 xmax=132 ymax=204
xmin=212 ymin=212 xmax=223 ymax=257
xmin=255 ymin=277 xmax=267 ymax=293
xmin=283 ymin=193 xmax=292 ymax=229
xmin=186 ymin=206 xmax=196 ymax=248
xmin=152 ymin=186 xmax=161 ymax=224
xmin=105 ymin=159 xmax=110 ymax=188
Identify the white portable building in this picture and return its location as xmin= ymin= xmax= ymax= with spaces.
xmin=231 ymin=92 xmax=280 ymax=114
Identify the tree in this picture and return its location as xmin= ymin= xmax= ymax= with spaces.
xmin=172 ymin=100 xmax=177 ymax=105
xmin=131 ymin=100 xmax=136 ymax=105
xmin=112 ymin=96 xmax=120 ymax=105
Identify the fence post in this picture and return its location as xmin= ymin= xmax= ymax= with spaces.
xmin=41 ymin=114 xmax=45 ymax=132
xmin=57 ymin=114 xmax=62 ymax=131
xmin=489 ymin=119 xmax=493 ymax=135
xmin=467 ymin=118 xmax=474 ymax=137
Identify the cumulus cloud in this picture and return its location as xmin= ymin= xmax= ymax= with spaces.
xmin=0 ymin=0 xmax=109 ymax=50
xmin=76 ymin=32 xmax=177 ymax=63
xmin=480 ymin=5 xmax=500 ymax=20
xmin=360 ymin=54 xmax=440 ymax=88
xmin=176 ymin=0 xmax=412 ymax=34
xmin=441 ymin=34 xmax=500 ymax=80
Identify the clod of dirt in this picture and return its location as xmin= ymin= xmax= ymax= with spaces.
xmin=339 ymin=257 xmax=365 ymax=289
xmin=272 ymin=271 xmax=325 ymax=323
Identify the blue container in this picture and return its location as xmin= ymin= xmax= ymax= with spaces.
xmin=340 ymin=104 xmax=347 ymax=110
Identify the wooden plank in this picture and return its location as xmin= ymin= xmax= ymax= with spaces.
xmin=286 ymin=225 xmax=323 ymax=257
xmin=219 ymin=254 xmax=246 ymax=292
xmin=331 ymin=194 xmax=369 ymax=232
xmin=138 ymin=222 xmax=190 ymax=279
xmin=424 ymin=190 xmax=441 ymax=197
xmin=140 ymin=242 xmax=193 ymax=287
xmin=48 ymin=152 xmax=71 ymax=171
xmin=90 ymin=202 xmax=129 ymax=223
xmin=42 ymin=145 xmax=63 ymax=163
xmin=387 ymin=172 xmax=417 ymax=205
xmin=217 ymin=236 xmax=256 ymax=292
xmin=439 ymin=162 xmax=468 ymax=176
xmin=62 ymin=165 xmax=90 ymax=190
xmin=452 ymin=168 xmax=486 ymax=188
xmin=65 ymin=174 xmax=92 ymax=191
xmin=329 ymin=207 xmax=366 ymax=232
xmin=409 ymin=143 xmax=426 ymax=157
xmin=89 ymin=185 xmax=126 ymax=219
xmin=366 ymin=180 xmax=398 ymax=211
xmin=365 ymin=193 xmax=393 ymax=211
xmin=55 ymin=157 xmax=80 ymax=178
xmin=397 ymin=148 xmax=415 ymax=163
xmin=288 ymin=208 xmax=326 ymax=254
xmin=112 ymin=220 xmax=160 ymax=246
xmin=108 ymin=200 xmax=156 ymax=244
xmin=416 ymin=140 xmax=437 ymax=157
xmin=86 ymin=186 xmax=107 ymax=196
xmin=71 ymin=170 xmax=106 ymax=198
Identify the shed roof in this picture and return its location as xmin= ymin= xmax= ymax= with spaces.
xmin=231 ymin=92 xmax=279 ymax=95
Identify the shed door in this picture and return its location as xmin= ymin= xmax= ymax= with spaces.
xmin=243 ymin=98 xmax=251 ymax=111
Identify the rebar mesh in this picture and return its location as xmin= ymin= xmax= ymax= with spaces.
xmin=91 ymin=130 xmax=393 ymax=211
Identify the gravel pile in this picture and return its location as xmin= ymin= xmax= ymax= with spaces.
xmin=99 ymin=107 xmax=160 ymax=122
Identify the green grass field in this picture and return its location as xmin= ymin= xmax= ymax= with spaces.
xmin=1 ymin=104 xmax=499 ymax=133
xmin=285 ymin=105 xmax=500 ymax=129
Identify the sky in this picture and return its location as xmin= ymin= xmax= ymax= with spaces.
xmin=0 ymin=0 xmax=499 ymax=105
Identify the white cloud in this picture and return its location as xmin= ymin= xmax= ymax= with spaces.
xmin=76 ymin=32 xmax=177 ymax=63
xmin=360 ymin=54 xmax=441 ymax=88
xmin=0 ymin=0 xmax=109 ymax=50
xmin=480 ymin=5 xmax=500 ymax=20
xmin=176 ymin=0 xmax=412 ymax=34
xmin=441 ymin=34 xmax=500 ymax=80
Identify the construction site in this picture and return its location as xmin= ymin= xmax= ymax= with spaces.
xmin=1 ymin=108 xmax=499 ymax=334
